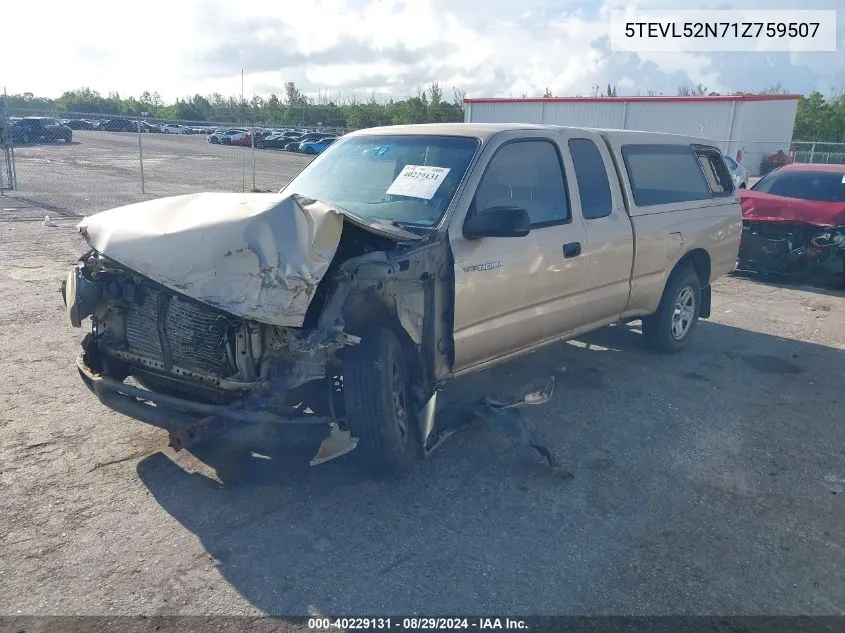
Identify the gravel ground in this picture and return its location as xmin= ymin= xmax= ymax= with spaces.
xmin=8 ymin=130 xmax=314 ymax=214
xmin=1 ymin=135 xmax=845 ymax=617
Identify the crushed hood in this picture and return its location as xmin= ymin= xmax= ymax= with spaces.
xmin=740 ymin=189 xmax=845 ymax=227
xmin=77 ymin=192 xmax=420 ymax=327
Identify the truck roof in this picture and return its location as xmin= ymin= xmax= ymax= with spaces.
xmin=345 ymin=122 xmax=713 ymax=147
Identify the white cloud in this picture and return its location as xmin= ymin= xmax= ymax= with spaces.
xmin=1 ymin=0 xmax=843 ymax=102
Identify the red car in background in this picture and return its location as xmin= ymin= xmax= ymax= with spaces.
xmin=229 ymin=130 xmax=254 ymax=147
xmin=228 ymin=129 xmax=272 ymax=146
xmin=737 ymin=163 xmax=845 ymax=286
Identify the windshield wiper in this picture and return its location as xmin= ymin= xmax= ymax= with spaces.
xmin=390 ymin=220 xmax=435 ymax=231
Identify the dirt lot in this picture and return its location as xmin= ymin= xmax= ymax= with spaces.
xmin=1 ymin=135 xmax=845 ymax=616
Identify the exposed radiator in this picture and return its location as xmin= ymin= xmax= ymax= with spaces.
xmin=124 ymin=286 xmax=235 ymax=376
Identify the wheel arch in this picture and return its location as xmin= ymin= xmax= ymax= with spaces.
xmin=343 ymin=294 xmax=424 ymax=378
xmin=676 ymin=248 xmax=711 ymax=287
xmin=671 ymin=248 xmax=711 ymax=318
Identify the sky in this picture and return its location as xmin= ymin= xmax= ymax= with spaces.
xmin=2 ymin=0 xmax=843 ymax=103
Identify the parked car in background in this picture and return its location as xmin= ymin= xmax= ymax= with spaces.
xmin=131 ymin=121 xmax=161 ymax=133
xmin=229 ymin=131 xmax=255 ymax=147
xmin=10 ymin=117 xmax=72 ymax=144
xmin=99 ymin=118 xmax=137 ymax=132
xmin=64 ymin=119 xmax=98 ymax=130
xmin=759 ymin=150 xmax=794 ymax=176
xmin=161 ymin=124 xmax=189 ymax=134
xmin=256 ymin=131 xmax=302 ymax=149
xmin=283 ymin=132 xmax=328 ymax=151
xmin=298 ymin=137 xmax=337 ymax=154
xmin=219 ymin=129 xmax=250 ymax=145
xmin=737 ymin=163 xmax=845 ymax=285
xmin=723 ymin=154 xmax=748 ymax=189
xmin=207 ymin=129 xmax=226 ymax=143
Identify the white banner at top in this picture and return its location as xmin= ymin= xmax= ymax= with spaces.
xmin=609 ymin=10 xmax=838 ymax=52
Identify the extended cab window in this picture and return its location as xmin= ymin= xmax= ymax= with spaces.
xmin=569 ymin=138 xmax=613 ymax=219
xmin=474 ymin=140 xmax=570 ymax=227
xmin=696 ymin=149 xmax=734 ymax=195
xmin=622 ymin=145 xmax=713 ymax=207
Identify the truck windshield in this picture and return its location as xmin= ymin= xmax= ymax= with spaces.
xmin=281 ymin=134 xmax=481 ymax=227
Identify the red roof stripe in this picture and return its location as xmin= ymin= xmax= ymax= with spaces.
xmin=464 ymin=94 xmax=801 ymax=104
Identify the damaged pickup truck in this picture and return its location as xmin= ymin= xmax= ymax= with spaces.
xmin=64 ymin=123 xmax=741 ymax=475
xmin=737 ymin=163 xmax=845 ymax=286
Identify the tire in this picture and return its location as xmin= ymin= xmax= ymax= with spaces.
xmin=343 ymin=326 xmax=421 ymax=476
xmin=641 ymin=266 xmax=702 ymax=354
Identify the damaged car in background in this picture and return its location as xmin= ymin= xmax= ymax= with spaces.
xmin=63 ymin=123 xmax=741 ymax=476
xmin=737 ymin=164 xmax=845 ymax=287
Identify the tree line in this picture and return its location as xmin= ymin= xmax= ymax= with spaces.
xmin=3 ymin=82 xmax=845 ymax=142
xmin=1 ymin=82 xmax=467 ymax=130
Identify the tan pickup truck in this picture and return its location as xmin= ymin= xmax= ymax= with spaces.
xmin=65 ymin=123 xmax=742 ymax=475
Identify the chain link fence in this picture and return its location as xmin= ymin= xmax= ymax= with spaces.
xmin=0 ymin=145 xmax=13 ymax=192
xmin=2 ymin=109 xmax=334 ymax=214
xmin=790 ymin=141 xmax=845 ymax=165
xmin=0 ymin=97 xmax=17 ymax=192
xmin=720 ymin=141 xmax=845 ymax=179
xmin=2 ymin=107 xmax=844 ymax=215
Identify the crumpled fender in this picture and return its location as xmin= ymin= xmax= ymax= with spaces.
xmin=77 ymin=192 xmax=420 ymax=327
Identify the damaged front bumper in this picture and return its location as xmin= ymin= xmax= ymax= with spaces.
xmin=76 ymin=350 xmax=329 ymax=450
xmin=77 ymin=349 xmax=558 ymax=469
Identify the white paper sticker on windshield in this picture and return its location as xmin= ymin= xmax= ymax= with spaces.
xmin=386 ymin=165 xmax=451 ymax=200
xmin=842 ymin=175 xmax=845 ymax=184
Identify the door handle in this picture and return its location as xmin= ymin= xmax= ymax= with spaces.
xmin=562 ymin=242 xmax=581 ymax=258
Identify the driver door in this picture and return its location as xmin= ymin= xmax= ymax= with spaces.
xmin=448 ymin=131 xmax=588 ymax=374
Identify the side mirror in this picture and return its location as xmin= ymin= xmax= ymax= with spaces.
xmin=463 ymin=206 xmax=531 ymax=239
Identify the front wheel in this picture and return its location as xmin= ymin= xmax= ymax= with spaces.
xmin=642 ymin=266 xmax=702 ymax=354
xmin=343 ymin=326 xmax=421 ymax=476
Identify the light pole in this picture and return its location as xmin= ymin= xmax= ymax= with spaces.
xmin=241 ymin=69 xmax=246 ymax=193
xmin=138 ymin=109 xmax=147 ymax=194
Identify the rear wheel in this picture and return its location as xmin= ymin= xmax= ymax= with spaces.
xmin=343 ymin=326 xmax=421 ymax=476
xmin=642 ymin=266 xmax=702 ymax=354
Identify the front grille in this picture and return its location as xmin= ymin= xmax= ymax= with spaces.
xmin=124 ymin=286 xmax=235 ymax=377
xmin=125 ymin=295 xmax=163 ymax=359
